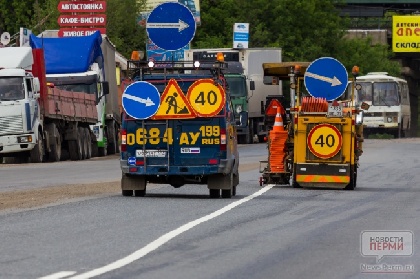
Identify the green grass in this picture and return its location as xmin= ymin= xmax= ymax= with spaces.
xmin=367 ymin=133 xmax=394 ymax=139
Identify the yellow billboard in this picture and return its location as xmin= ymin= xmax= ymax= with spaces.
xmin=392 ymin=16 xmax=420 ymax=52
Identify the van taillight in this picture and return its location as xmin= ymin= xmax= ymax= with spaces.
xmin=220 ymin=128 xmax=226 ymax=151
xmin=121 ymin=129 xmax=127 ymax=152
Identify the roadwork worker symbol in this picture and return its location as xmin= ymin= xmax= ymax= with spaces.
xmin=165 ymin=92 xmax=189 ymax=114
xmin=152 ymin=79 xmax=196 ymax=120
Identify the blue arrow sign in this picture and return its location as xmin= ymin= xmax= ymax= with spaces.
xmin=122 ymin=81 xmax=161 ymax=119
xmin=146 ymin=2 xmax=196 ymax=51
xmin=304 ymin=57 xmax=348 ymax=101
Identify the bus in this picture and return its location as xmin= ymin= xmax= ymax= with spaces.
xmin=345 ymin=72 xmax=410 ymax=138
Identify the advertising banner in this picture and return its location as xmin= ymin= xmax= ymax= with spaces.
xmin=392 ymin=16 xmax=420 ymax=52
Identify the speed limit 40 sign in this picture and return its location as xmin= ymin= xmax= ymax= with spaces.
xmin=307 ymin=124 xmax=342 ymax=159
xmin=187 ymin=79 xmax=225 ymax=117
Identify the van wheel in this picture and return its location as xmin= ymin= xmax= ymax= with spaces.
xmin=122 ymin=190 xmax=133 ymax=196
xmin=134 ymin=190 xmax=146 ymax=197
xmin=221 ymin=172 xmax=234 ymax=199
xmin=209 ymin=189 xmax=220 ymax=198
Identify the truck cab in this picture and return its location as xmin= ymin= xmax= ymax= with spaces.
xmin=0 ymin=47 xmax=43 ymax=162
xmin=120 ymin=57 xmax=245 ymax=198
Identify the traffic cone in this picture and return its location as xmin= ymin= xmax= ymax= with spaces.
xmin=273 ymin=107 xmax=284 ymax=131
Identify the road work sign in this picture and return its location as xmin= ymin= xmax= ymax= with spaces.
xmin=152 ymin=79 xmax=196 ymax=119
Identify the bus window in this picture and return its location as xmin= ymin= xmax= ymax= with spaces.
xmin=374 ymin=82 xmax=398 ymax=106
xmin=400 ymin=83 xmax=409 ymax=105
xmin=357 ymin=82 xmax=372 ymax=103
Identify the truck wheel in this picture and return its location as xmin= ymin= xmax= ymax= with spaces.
xmin=84 ymin=128 xmax=92 ymax=159
xmin=48 ymin=127 xmax=62 ymax=162
xmin=79 ymin=127 xmax=87 ymax=160
xmin=30 ymin=130 xmax=44 ymax=163
xmin=107 ymin=124 xmax=118 ymax=155
xmin=209 ymin=189 xmax=220 ymax=198
xmin=345 ymin=165 xmax=357 ymax=190
xmin=69 ymin=130 xmax=83 ymax=161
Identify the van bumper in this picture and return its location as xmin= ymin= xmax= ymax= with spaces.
xmin=120 ymin=158 xmax=233 ymax=176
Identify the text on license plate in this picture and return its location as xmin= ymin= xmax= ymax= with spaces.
xmin=136 ymin=150 xmax=167 ymax=157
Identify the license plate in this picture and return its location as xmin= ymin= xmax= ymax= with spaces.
xmin=136 ymin=150 xmax=167 ymax=157
xmin=328 ymin=103 xmax=343 ymax=117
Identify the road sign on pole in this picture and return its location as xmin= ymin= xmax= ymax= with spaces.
xmin=146 ymin=2 xmax=196 ymax=51
xmin=304 ymin=57 xmax=348 ymax=101
xmin=122 ymin=81 xmax=161 ymax=119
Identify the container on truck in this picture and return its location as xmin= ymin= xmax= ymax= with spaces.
xmin=184 ymin=48 xmax=282 ymax=144
xmin=31 ymin=30 xmax=121 ymax=156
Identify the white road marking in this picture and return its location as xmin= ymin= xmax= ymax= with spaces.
xmin=67 ymin=185 xmax=274 ymax=279
xmin=38 ymin=271 xmax=76 ymax=279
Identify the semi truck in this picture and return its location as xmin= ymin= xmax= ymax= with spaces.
xmin=0 ymin=45 xmax=101 ymax=163
xmin=30 ymin=30 xmax=121 ymax=156
xmin=184 ymin=48 xmax=282 ymax=144
xmin=120 ymin=54 xmax=247 ymax=198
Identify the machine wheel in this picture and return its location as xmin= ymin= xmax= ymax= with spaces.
xmin=345 ymin=165 xmax=357 ymax=190
xmin=292 ymin=165 xmax=301 ymax=188
xmin=48 ymin=127 xmax=62 ymax=162
xmin=209 ymin=189 xmax=220 ymax=198
xmin=122 ymin=190 xmax=133 ymax=196
xmin=30 ymin=130 xmax=44 ymax=163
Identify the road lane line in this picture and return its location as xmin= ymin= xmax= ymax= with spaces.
xmin=68 ymin=185 xmax=275 ymax=279
xmin=38 ymin=271 xmax=76 ymax=279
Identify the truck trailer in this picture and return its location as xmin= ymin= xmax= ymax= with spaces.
xmin=184 ymin=48 xmax=282 ymax=144
xmin=30 ymin=30 xmax=121 ymax=157
xmin=0 ymin=46 xmax=101 ymax=163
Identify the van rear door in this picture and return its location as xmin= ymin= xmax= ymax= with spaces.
xmin=172 ymin=118 xmax=223 ymax=166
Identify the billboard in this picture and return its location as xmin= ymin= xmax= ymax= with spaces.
xmin=392 ymin=15 xmax=420 ymax=52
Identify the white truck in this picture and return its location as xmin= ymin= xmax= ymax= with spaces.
xmin=0 ymin=46 xmax=100 ymax=163
xmin=184 ymin=48 xmax=282 ymax=143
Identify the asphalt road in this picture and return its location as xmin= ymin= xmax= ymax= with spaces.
xmin=0 ymin=140 xmax=419 ymax=279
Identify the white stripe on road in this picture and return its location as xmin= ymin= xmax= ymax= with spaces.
xmin=67 ymin=185 xmax=274 ymax=279
xmin=38 ymin=271 xmax=76 ymax=279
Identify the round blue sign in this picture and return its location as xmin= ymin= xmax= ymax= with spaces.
xmin=146 ymin=2 xmax=196 ymax=51
xmin=122 ymin=81 xmax=161 ymax=119
xmin=304 ymin=57 xmax=348 ymax=101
